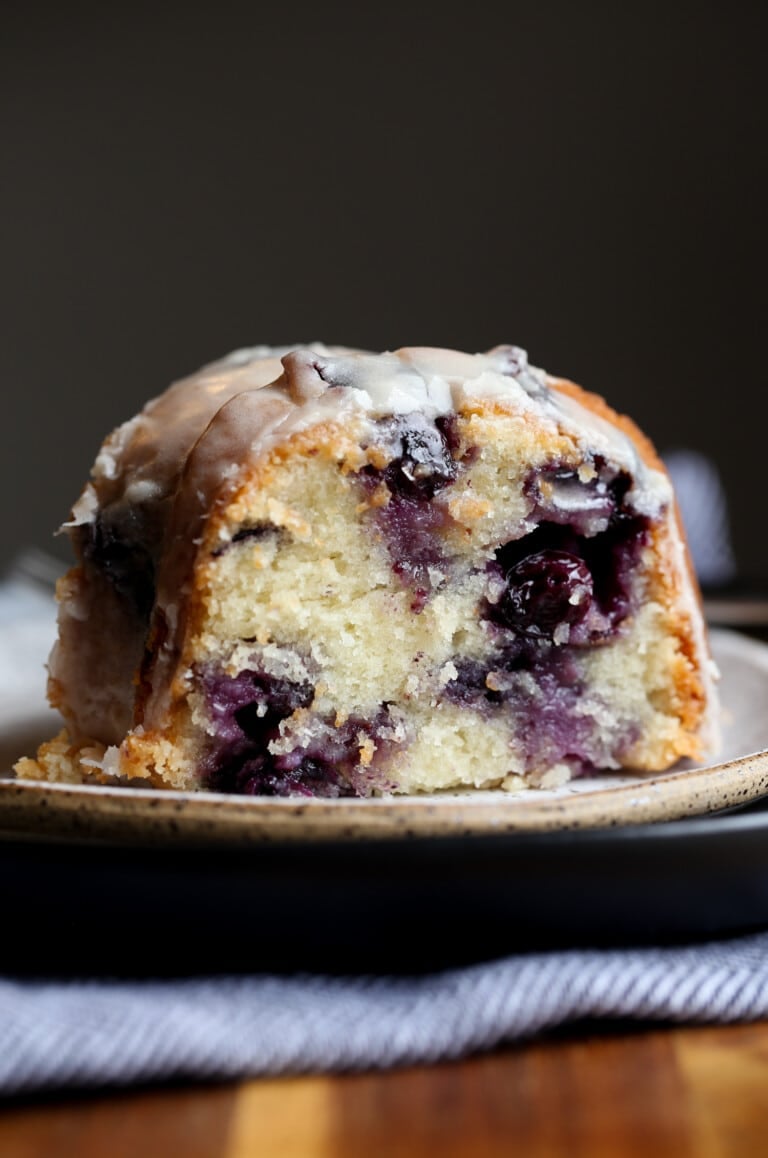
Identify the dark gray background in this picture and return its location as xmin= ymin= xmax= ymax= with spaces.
xmin=2 ymin=2 xmax=766 ymax=576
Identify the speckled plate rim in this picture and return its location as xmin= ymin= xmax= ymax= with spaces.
xmin=2 ymin=628 xmax=768 ymax=846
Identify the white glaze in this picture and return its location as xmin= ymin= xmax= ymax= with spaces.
xmin=70 ymin=342 xmax=670 ymax=537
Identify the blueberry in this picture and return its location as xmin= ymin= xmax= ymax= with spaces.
xmin=499 ymin=550 xmax=593 ymax=639
xmin=80 ymin=510 xmax=156 ymax=618
xmin=238 ymin=755 xmax=350 ymax=798
xmin=201 ymin=665 xmax=393 ymax=797
xmin=356 ymin=416 xmax=460 ymax=609
xmin=381 ymin=415 xmax=458 ymax=499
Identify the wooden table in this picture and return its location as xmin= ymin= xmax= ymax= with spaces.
xmin=2 ymin=1021 xmax=768 ymax=1156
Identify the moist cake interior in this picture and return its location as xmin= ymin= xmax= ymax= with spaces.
xmin=123 ymin=412 xmax=699 ymax=795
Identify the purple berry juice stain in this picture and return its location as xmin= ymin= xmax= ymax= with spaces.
xmin=200 ymin=666 xmax=393 ymax=797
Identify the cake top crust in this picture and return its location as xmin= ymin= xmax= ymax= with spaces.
xmin=67 ymin=343 xmax=670 ymax=542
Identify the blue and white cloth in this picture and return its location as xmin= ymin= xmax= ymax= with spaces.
xmin=1 ymin=933 xmax=768 ymax=1095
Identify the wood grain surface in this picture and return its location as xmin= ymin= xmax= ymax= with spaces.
xmin=2 ymin=1022 xmax=768 ymax=1157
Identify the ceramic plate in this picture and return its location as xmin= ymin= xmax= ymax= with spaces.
xmin=2 ymin=627 xmax=768 ymax=846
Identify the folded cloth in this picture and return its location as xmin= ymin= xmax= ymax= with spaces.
xmin=2 ymin=933 xmax=768 ymax=1095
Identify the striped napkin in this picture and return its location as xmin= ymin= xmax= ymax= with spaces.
xmin=2 ymin=933 xmax=768 ymax=1095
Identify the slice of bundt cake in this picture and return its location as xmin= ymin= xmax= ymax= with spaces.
xmin=16 ymin=343 xmax=719 ymax=796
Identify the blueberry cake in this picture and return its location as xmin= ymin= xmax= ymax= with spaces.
xmin=16 ymin=344 xmax=719 ymax=796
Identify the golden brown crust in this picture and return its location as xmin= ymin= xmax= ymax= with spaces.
xmin=548 ymin=377 xmax=667 ymax=475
